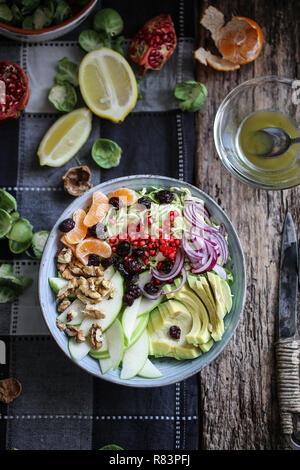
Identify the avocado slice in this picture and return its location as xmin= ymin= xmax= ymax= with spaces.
xmin=220 ymin=279 xmax=233 ymax=314
xmin=187 ymin=273 xmax=224 ymax=342
xmin=164 ymin=281 xmax=211 ymax=346
xmin=207 ymin=272 xmax=229 ymax=319
xmin=147 ymin=300 xmax=201 ymax=360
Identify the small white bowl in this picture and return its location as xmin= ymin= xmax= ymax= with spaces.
xmin=0 ymin=0 xmax=98 ymax=42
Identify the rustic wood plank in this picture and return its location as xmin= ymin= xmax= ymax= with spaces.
xmin=194 ymin=0 xmax=300 ymax=450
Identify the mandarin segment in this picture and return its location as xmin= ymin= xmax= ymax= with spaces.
xmin=75 ymin=238 xmax=112 ymax=265
xmin=64 ymin=209 xmax=88 ymax=245
xmin=83 ymin=191 xmax=109 ymax=227
xmin=107 ymin=188 xmax=137 ymax=206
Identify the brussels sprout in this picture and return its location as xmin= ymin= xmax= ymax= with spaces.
xmin=33 ymin=0 xmax=54 ymax=29
xmin=0 ymin=4 xmax=13 ymax=22
xmin=114 ymin=35 xmax=124 ymax=56
xmin=93 ymin=8 xmax=123 ymax=36
xmin=54 ymin=0 xmax=71 ymax=24
xmin=78 ymin=29 xmax=111 ymax=52
xmin=48 ymin=82 xmax=77 ymax=112
xmin=11 ymin=4 xmax=23 ymax=26
xmin=55 ymin=56 xmax=78 ymax=87
xmin=21 ymin=0 xmax=40 ymax=16
xmin=22 ymin=14 xmax=33 ymax=28
xmin=91 ymin=139 xmax=122 ymax=169
xmin=174 ymin=81 xmax=207 ymax=112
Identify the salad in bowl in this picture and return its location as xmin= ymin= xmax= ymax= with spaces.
xmin=40 ymin=176 xmax=246 ymax=387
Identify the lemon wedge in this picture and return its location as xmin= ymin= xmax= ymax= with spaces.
xmin=78 ymin=48 xmax=138 ymax=123
xmin=38 ymin=108 xmax=92 ymax=167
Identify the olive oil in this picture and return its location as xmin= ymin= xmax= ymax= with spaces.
xmin=236 ymin=110 xmax=300 ymax=171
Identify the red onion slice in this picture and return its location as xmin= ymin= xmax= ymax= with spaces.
xmin=212 ymin=264 xmax=227 ymax=280
xmin=151 ymin=249 xmax=184 ymax=281
xmin=141 ymin=287 xmax=163 ymax=300
xmin=162 ymin=267 xmax=187 ymax=295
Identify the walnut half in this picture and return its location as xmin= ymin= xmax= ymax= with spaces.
xmin=88 ymin=323 xmax=103 ymax=350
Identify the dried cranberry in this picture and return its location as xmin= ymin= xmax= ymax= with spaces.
xmin=88 ymin=254 xmax=101 ymax=266
xmin=116 ymin=262 xmax=130 ymax=278
xmin=125 ymin=273 xmax=139 ymax=285
xmin=59 ymin=218 xmax=75 ymax=232
xmin=137 ymin=196 xmax=151 ymax=209
xmin=127 ymin=259 xmax=142 ymax=273
xmin=144 ymin=282 xmax=160 ymax=295
xmin=169 ymin=325 xmax=181 ymax=339
xmin=161 ymin=260 xmax=173 ymax=274
xmin=123 ymin=293 xmax=135 ymax=306
xmin=89 ymin=223 xmax=107 ymax=240
xmin=109 ymin=197 xmax=122 ymax=210
xmin=155 ymin=190 xmax=174 ymax=204
xmin=116 ymin=241 xmax=131 ymax=257
xmin=125 ymin=284 xmax=141 ymax=299
xmin=132 ymin=248 xmax=145 ymax=258
xmin=101 ymin=257 xmax=113 ymax=269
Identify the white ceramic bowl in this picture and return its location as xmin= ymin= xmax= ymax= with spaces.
xmin=39 ymin=175 xmax=246 ymax=387
xmin=0 ymin=0 xmax=98 ymax=42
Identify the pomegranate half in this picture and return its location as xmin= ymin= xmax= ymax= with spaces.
xmin=0 ymin=61 xmax=29 ymax=121
xmin=129 ymin=14 xmax=177 ymax=75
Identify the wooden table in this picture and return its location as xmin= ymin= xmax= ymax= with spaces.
xmin=194 ymin=0 xmax=300 ymax=450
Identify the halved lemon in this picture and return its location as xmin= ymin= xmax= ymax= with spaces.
xmin=38 ymin=107 xmax=92 ymax=167
xmin=78 ymin=48 xmax=138 ymax=123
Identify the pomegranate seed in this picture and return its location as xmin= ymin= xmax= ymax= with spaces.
xmin=175 ymin=239 xmax=181 ymax=246
xmin=133 ymin=241 xmax=139 ymax=246
xmin=150 ymin=249 xmax=156 ymax=256
xmin=139 ymin=240 xmax=146 ymax=247
xmin=144 ymin=258 xmax=149 ymax=265
xmin=174 ymin=211 xmax=179 ymax=217
xmin=129 ymin=233 xmax=136 ymax=241
xmin=144 ymin=250 xmax=150 ymax=257
xmin=148 ymin=217 xmax=153 ymax=226
xmin=109 ymin=237 xmax=117 ymax=244
xmin=170 ymin=215 xmax=174 ymax=222
xmin=112 ymin=246 xmax=117 ymax=252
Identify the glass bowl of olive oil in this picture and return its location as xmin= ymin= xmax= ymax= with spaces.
xmin=214 ymin=76 xmax=300 ymax=190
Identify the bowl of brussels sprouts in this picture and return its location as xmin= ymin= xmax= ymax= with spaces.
xmin=0 ymin=0 xmax=98 ymax=42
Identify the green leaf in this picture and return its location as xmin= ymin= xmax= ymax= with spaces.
xmin=99 ymin=444 xmax=124 ymax=450
xmin=55 ymin=57 xmax=79 ymax=87
xmin=174 ymin=81 xmax=207 ymax=112
xmin=114 ymin=35 xmax=124 ymax=56
xmin=91 ymin=138 xmax=122 ymax=169
xmin=0 ymin=209 xmax=12 ymax=239
xmin=0 ymin=4 xmax=13 ymax=22
xmin=93 ymin=8 xmax=123 ymax=36
xmin=0 ymin=189 xmax=17 ymax=213
xmin=78 ymin=29 xmax=111 ymax=52
xmin=11 ymin=4 xmax=23 ymax=26
xmin=48 ymin=82 xmax=77 ymax=113
xmin=33 ymin=1 xmax=54 ymax=29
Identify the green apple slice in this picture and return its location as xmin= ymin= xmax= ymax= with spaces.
xmin=137 ymin=296 xmax=163 ymax=318
xmin=106 ymin=319 xmax=124 ymax=370
xmin=138 ymin=358 xmax=162 ymax=379
xmin=103 ymin=265 xmax=115 ymax=280
xmin=128 ymin=312 xmax=149 ymax=348
xmin=89 ymin=333 xmax=109 ymax=358
xmin=120 ymin=329 xmax=149 ymax=380
xmin=99 ymin=356 xmax=113 ymax=374
xmin=49 ymin=276 xmax=68 ymax=294
xmin=57 ymin=298 xmax=85 ymax=325
xmin=121 ymin=296 xmax=142 ymax=344
xmin=68 ymin=337 xmax=90 ymax=361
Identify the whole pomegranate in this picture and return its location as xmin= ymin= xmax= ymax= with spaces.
xmin=129 ymin=14 xmax=177 ymax=75
xmin=0 ymin=61 xmax=29 ymax=122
